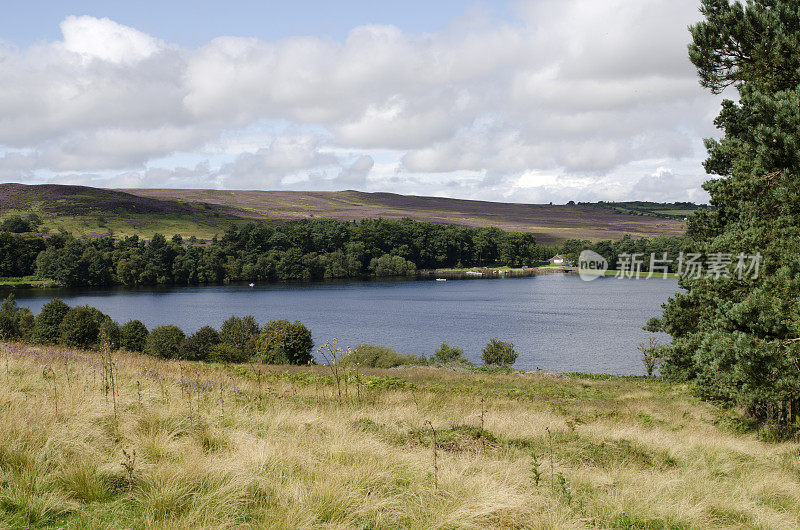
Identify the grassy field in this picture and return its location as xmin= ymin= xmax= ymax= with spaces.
xmin=1 ymin=342 xmax=798 ymax=528
xmin=0 ymin=276 xmax=58 ymax=288
xmin=581 ymin=202 xmax=710 ymax=221
xmin=0 ymin=183 xmax=685 ymax=244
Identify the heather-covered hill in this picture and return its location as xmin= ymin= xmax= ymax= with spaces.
xmin=128 ymin=188 xmax=686 ymax=243
xmin=0 ymin=183 xmax=685 ymax=243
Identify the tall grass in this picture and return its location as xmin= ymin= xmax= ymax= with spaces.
xmin=0 ymin=341 xmax=799 ymax=528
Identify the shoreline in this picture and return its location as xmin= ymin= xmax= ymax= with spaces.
xmin=0 ymin=266 xmax=681 ymax=292
xmin=417 ymin=265 xmax=575 ymax=280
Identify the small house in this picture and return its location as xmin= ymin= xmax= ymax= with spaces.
xmin=549 ymin=254 xmax=569 ymax=266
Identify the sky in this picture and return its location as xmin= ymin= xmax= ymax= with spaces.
xmin=0 ymin=0 xmax=725 ymax=204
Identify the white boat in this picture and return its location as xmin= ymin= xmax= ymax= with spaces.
xmin=249 ymin=283 xmax=255 ymax=287
xmin=435 ymin=278 xmax=447 ymax=282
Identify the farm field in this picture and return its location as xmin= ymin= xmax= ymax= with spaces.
xmin=1 ymin=342 xmax=798 ymax=528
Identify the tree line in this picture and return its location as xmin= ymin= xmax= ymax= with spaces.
xmin=0 ymin=293 xmax=315 ymax=365
xmin=558 ymin=235 xmax=685 ymax=272
xmin=0 ymin=217 xmax=691 ymax=287
xmin=2 ymin=218 xmax=548 ymax=287
xmin=0 ymin=292 xmax=520 ymax=370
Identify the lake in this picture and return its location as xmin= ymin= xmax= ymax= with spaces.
xmin=11 ymin=274 xmax=680 ymax=375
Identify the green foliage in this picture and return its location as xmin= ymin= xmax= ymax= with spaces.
xmin=1 ymin=217 xmax=543 ymax=287
xmin=0 ymin=215 xmax=35 ymax=233
xmin=15 ymin=307 xmax=34 ymax=341
xmin=340 ymin=343 xmax=428 ymax=369
xmin=583 ymin=201 xmax=709 ymax=220
xmin=255 ymin=319 xmax=314 ymax=365
xmin=120 ymin=320 xmax=148 ymax=352
xmin=369 ymin=254 xmax=416 ymax=277
xmin=219 ymin=315 xmax=259 ymax=360
xmin=0 ymin=292 xmax=18 ymax=314
xmin=654 ymin=0 xmax=800 ymax=422
xmin=481 ymin=338 xmax=518 ymax=366
xmin=144 ymin=325 xmax=185 ymax=359
xmin=688 ymin=0 xmax=800 ymax=95
xmin=0 ymin=232 xmax=46 ymax=277
xmin=181 ymin=326 xmax=221 ymax=361
xmin=0 ymin=310 xmax=17 ymax=339
xmin=432 ymin=342 xmax=465 ymax=364
xmin=209 ymin=343 xmax=250 ymax=364
xmin=558 ymin=234 xmax=685 ymax=272
xmin=31 ymin=298 xmax=70 ymax=344
xmin=59 ymin=306 xmax=108 ymax=349
xmin=0 ymin=293 xmax=32 ymax=340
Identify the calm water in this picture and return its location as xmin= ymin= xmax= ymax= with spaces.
xmin=11 ymin=275 xmax=679 ymax=375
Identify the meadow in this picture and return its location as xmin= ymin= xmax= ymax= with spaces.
xmin=1 ymin=342 xmax=799 ymax=528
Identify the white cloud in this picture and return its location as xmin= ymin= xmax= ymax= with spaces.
xmin=334 ymin=155 xmax=374 ymax=188
xmin=0 ymin=1 xmax=722 ymax=203
xmin=60 ymin=16 xmax=164 ymax=64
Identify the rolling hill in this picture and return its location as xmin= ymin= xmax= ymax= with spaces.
xmin=0 ymin=183 xmax=685 ymax=243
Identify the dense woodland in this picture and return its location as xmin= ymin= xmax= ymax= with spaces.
xmin=0 ymin=217 xmax=688 ymax=287
xmin=0 ymin=219 xmax=539 ymax=286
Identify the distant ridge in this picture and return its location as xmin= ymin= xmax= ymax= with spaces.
xmin=0 ymin=183 xmax=685 ymax=243
xmin=0 ymin=183 xmax=240 ymax=217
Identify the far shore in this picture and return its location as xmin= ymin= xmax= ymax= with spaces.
xmin=0 ymin=266 xmax=681 ymax=290
xmin=418 ymin=266 xmax=678 ymax=280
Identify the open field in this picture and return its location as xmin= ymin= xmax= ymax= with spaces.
xmin=582 ymin=202 xmax=710 ymax=221
xmin=0 ymin=183 xmax=685 ymax=243
xmin=1 ymin=342 xmax=798 ymax=528
xmin=0 ymin=276 xmax=58 ymax=288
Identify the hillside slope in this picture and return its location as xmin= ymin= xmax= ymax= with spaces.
xmin=129 ymin=188 xmax=685 ymax=243
xmin=0 ymin=183 xmax=685 ymax=243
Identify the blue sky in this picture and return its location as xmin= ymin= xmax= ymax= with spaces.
xmin=0 ymin=0 xmax=720 ymax=203
xmin=3 ymin=1 xmax=507 ymax=47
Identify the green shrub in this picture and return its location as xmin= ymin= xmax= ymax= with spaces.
xmin=145 ymin=325 xmax=185 ymax=359
xmin=16 ymin=308 xmax=34 ymax=341
xmin=32 ymin=298 xmax=70 ymax=344
xmin=0 ymin=293 xmax=18 ymax=314
xmin=255 ymin=319 xmax=313 ymax=365
xmin=0 ymin=294 xmax=34 ymax=340
xmin=181 ymin=326 xmax=220 ymax=361
xmin=481 ymin=338 xmax=518 ymax=366
xmin=219 ymin=315 xmax=259 ymax=359
xmin=59 ymin=306 xmax=108 ymax=349
xmin=0 ymin=311 xmax=17 ymax=339
xmin=341 ymin=343 xmax=428 ymax=368
xmin=209 ymin=343 xmax=250 ymax=364
xmin=0 ymin=215 xmax=33 ymax=233
xmin=99 ymin=319 xmax=121 ymax=351
xmin=369 ymin=254 xmax=417 ymax=277
xmin=120 ymin=320 xmax=148 ymax=352
xmin=432 ymin=342 xmax=465 ymax=364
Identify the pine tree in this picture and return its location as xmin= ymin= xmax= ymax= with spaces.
xmin=650 ymin=0 xmax=800 ymax=422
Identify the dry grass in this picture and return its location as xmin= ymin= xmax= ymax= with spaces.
xmin=0 ymin=342 xmax=798 ymax=529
